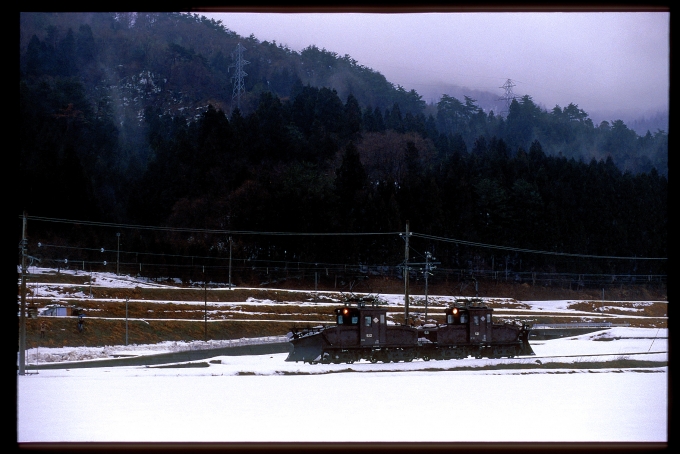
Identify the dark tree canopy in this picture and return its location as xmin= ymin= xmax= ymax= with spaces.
xmin=19 ymin=12 xmax=667 ymax=281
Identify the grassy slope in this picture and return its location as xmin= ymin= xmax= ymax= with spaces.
xmin=19 ymin=272 xmax=667 ymax=349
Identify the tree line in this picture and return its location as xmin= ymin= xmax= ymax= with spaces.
xmin=20 ymin=83 xmax=667 ymax=275
xmin=19 ymin=12 xmax=667 ymax=281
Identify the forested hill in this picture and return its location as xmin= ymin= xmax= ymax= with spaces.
xmin=19 ymin=12 xmax=667 ymax=278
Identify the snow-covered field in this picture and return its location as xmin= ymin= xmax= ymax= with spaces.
xmin=17 ymin=327 xmax=668 ymax=443
xmin=17 ymin=267 xmax=668 ymax=444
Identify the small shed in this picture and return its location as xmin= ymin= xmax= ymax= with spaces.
xmin=42 ymin=305 xmax=72 ymax=317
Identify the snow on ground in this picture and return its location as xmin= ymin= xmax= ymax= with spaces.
xmin=19 ymin=266 xmax=668 ymax=364
xmin=24 ymin=336 xmax=289 ymax=363
xmin=19 ymin=365 xmax=669 ymax=443
xmin=23 ymin=267 xmax=667 ymax=311
xmin=17 ymin=267 xmax=668 ymax=443
xmin=22 ymin=327 xmax=667 ymax=365
xmin=17 ymin=330 xmax=668 ymax=443
xmin=24 ymin=266 xmax=177 ymax=289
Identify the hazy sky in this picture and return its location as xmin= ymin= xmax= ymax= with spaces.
xmin=200 ymin=10 xmax=669 ymax=118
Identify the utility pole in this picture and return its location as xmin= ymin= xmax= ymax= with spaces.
xmin=229 ymin=43 xmax=249 ymax=111
xmin=125 ymin=298 xmax=129 ymax=346
xmin=228 ymin=236 xmax=232 ymax=289
xmin=402 ymin=221 xmax=411 ymax=325
xmin=423 ymin=252 xmax=439 ymax=322
xmin=116 ymin=232 xmax=120 ymax=276
xmin=19 ymin=213 xmax=28 ymax=375
xmin=204 ymin=266 xmax=207 ymax=342
xmin=411 ymin=252 xmax=440 ymax=324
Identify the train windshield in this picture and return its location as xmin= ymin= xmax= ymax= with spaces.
xmin=336 ymin=310 xmax=360 ymax=325
xmin=447 ymin=309 xmax=468 ymax=324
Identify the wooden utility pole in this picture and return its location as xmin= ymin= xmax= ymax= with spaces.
xmin=116 ymin=232 xmax=120 ymax=275
xmin=403 ymin=221 xmax=410 ymax=325
xmin=228 ymin=236 xmax=232 ymax=289
xmin=125 ymin=298 xmax=129 ymax=346
xmin=19 ymin=213 xmax=27 ymax=375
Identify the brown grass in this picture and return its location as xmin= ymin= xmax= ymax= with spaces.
xmin=19 ymin=272 xmax=666 ymax=348
xmin=22 ymin=317 xmax=295 ymax=350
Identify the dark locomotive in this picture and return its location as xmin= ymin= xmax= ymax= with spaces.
xmin=286 ymin=298 xmax=534 ymax=364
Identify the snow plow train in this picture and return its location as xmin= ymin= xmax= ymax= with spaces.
xmin=286 ymin=298 xmax=535 ymax=364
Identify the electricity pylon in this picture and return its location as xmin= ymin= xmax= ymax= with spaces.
xmin=229 ymin=42 xmax=249 ymax=111
xmin=498 ymin=78 xmax=518 ymax=116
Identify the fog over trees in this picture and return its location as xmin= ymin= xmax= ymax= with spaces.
xmin=19 ymin=12 xmax=667 ymax=282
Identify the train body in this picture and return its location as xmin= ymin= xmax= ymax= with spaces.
xmin=286 ymin=299 xmax=534 ymax=364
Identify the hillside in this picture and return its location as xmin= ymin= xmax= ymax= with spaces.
xmin=19 ymin=12 xmax=667 ymax=178
xmin=18 ymin=12 xmax=667 ymax=294
xmin=18 ymin=268 xmax=667 ymax=349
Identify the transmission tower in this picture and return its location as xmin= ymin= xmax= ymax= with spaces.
xmin=498 ymin=78 xmax=518 ymax=116
xmin=228 ymin=42 xmax=250 ymax=111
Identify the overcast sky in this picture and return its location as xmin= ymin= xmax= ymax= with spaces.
xmin=199 ymin=10 xmax=669 ymax=118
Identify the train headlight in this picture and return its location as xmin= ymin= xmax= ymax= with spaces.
xmin=452 ymin=308 xmax=458 ymax=315
xmin=342 ymin=308 xmax=349 ymax=315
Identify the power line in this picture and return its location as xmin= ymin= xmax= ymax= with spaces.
xmin=28 ymin=241 xmax=666 ymax=288
xmin=33 ymin=241 xmax=376 ymax=270
xmin=411 ymin=232 xmax=666 ymax=261
xmin=20 ymin=215 xmax=667 ymax=261
xmin=21 ymin=216 xmax=399 ymax=236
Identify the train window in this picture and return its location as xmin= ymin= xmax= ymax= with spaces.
xmin=364 ymin=316 xmax=372 ymax=326
xmin=380 ymin=314 xmax=385 ymax=324
xmin=461 ymin=314 xmax=467 ymax=323
xmin=351 ymin=316 xmax=358 ymax=325
xmin=487 ymin=314 xmax=491 ymax=323
xmin=447 ymin=315 xmax=453 ymax=324
xmin=474 ymin=316 xmax=479 ymax=325
xmin=337 ymin=315 xmax=343 ymax=324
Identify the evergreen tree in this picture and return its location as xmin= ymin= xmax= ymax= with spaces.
xmin=343 ymin=93 xmax=362 ymax=140
xmin=334 ymin=142 xmax=368 ymax=230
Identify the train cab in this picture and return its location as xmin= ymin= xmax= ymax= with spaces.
xmin=334 ymin=303 xmax=388 ymax=346
xmin=334 ymin=306 xmax=360 ymax=325
xmin=444 ymin=305 xmax=469 ymax=325
xmin=440 ymin=303 xmax=493 ymax=344
xmin=325 ymin=304 xmax=387 ymax=348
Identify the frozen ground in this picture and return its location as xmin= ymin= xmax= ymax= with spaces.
xmin=17 ymin=267 xmax=668 ymax=444
xmin=17 ymin=327 xmax=668 ymax=443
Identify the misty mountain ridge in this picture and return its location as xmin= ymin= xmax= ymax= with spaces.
xmin=19 ymin=12 xmax=667 ymax=137
xmin=419 ymin=81 xmax=668 ymax=137
xmin=18 ymin=12 xmax=667 ymax=281
xmin=590 ymin=109 xmax=669 ymax=136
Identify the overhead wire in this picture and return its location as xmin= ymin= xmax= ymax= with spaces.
xmin=21 ymin=215 xmax=667 ymax=261
xmin=22 ymin=216 xmax=399 ymax=236
xmin=410 ymin=232 xmax=666 ymax=261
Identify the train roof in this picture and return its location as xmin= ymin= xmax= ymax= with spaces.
xmin=341 ymin=295 xmax=387 ymax=308
xmin=451 ymin=298 xmax=491 ymax=309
